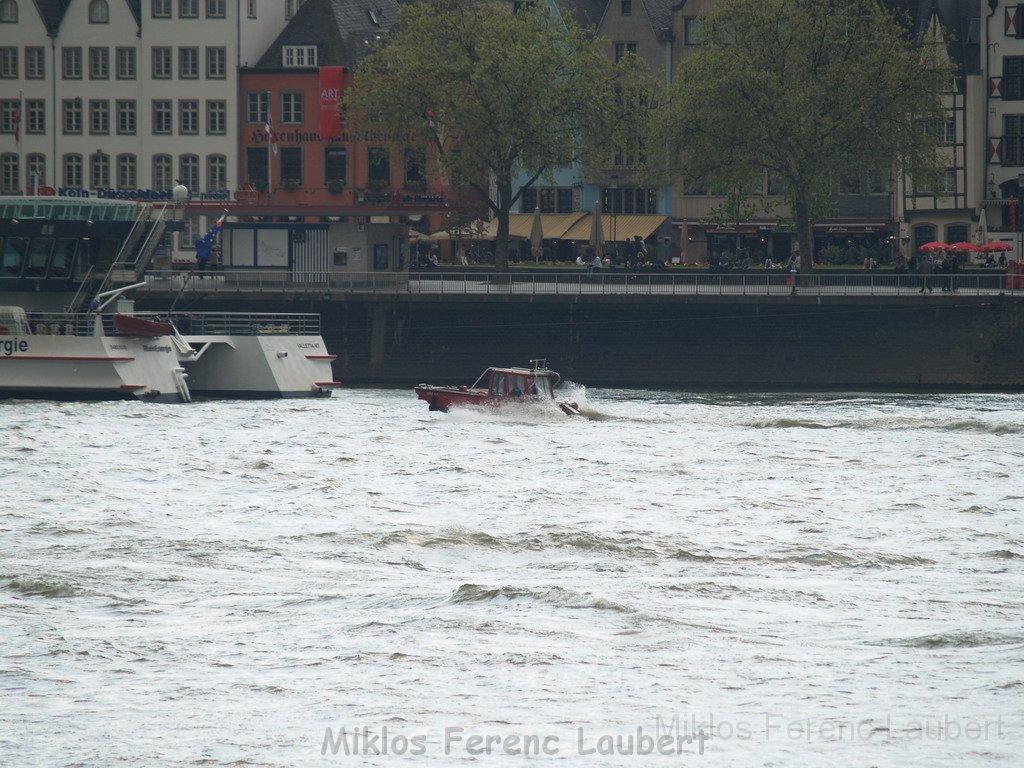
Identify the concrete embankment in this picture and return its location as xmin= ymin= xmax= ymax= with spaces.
xmin=137 ymin=291 xmax=1024 ymax=390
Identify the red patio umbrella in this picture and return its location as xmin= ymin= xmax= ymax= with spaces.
xmin=980 ymin=241 xmax=1013 ymax=252
xmin=948 ymin=242 xmax=981 ymax=252
xmin=917 ymin=241 xmax=948 ymax=253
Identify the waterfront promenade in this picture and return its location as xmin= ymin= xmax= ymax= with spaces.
xmin=141 ymin=269 xmax=1020 ymax=299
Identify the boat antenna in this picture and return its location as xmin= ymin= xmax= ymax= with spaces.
xmin=530 ymin=358 xmax=548 ymax=370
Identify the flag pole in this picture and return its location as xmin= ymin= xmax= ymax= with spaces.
xmin=266 ymin=91 xmax=273 ymax=207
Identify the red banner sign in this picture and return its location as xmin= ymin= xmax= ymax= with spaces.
xmin=319 ymin=67 xmax=343 ymax=140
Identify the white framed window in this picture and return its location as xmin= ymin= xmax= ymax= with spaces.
xmin=152 ymin=0 xmax=170 ymax=17
xmin=63 ymin=47 xmax=81 ymax=78
xmin=206 ymin=100 xmax=226 ymax=134
xmin=26 ymin=100 xmax=45 ymax=134
xmin=1 ymin=47 xmax=16 ymax=78
xmin=89 ymin=100 xmax=109 ymax=134
xmin=247 ymin=0 xmax=255 ymax=18
xmin=179 ymin=47 xmax=198 ymax=78
xmin=26 ymin=47 xmax=44 ymax=78
xmin=179 ymin=0 xmax=197 ymax=17
xmin=179 ymin=99 xmax=199 ymax=134
xmin=63 ymin=99 xmax=82 ymax=134
xmin=207 ymin=154 xmax=227 ymax=190
xmin=282 ymin=45 xmax=317 ymax=67
xmin=64 ymin=154 xmax=83 ymax=187
xmin=206 ymin=0 xmax=224 ymax=17
xmin=152 ymin=47 xmax=171 ymax=78
xmin=116 ymin=47 xmax=136 ymax=79
xmin=246 ymin=92 xmax=268 ymax=123
xmin=116 ymin=100 xmax=136 ymax=134
xmin=117 ymin=154 xmax=137 ymax=189
xmin=1 ymin=153 xmax=18 ymax=193
xmin=90 ymin=152 xmax=110 ymax=187
xmin=27 ymin=153 xmax=45 ymax=188
xmin=153 ymin=100 xmax=172 ymax=134
xmin=281 ymin=92 xmax=302 ymax=123
xmin=179 ymin=155 xmax=199 ymax=194
xmin=89 ymin=47 xmax=109 ymax=79
xmin=206 ymin=46 xmax=225 ymax=78
xmin=153 ymin=154 xmax=172 ymax=189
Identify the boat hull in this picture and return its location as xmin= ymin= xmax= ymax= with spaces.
xmin=0 ymin=333 xmax=186 ymax=402
xmin=415 ymin=385 xmax=578 ymax=415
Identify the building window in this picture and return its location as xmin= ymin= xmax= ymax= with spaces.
xmin=946 ymin=224 xmax=969 ymax=243
xmin=62 ymin=47 xmax=81 ymax=79
xmin=206 ymin=46 xmax=225 ymax=78
xmin=27 ymin=153 xmax=45 ymax=189
xmin=404 ymin=148 xmax=425 ymax=185
xmin=89 ymin=100 xmax=109 ymax=134
xmin=152 ymin=0 xmax=170 ymax=17
xmin=602 ymin=187 xmax=657 ymax=214
xmin=281 ymin=92 xmax=303 ymax=123
xmin=117 ymin=154 xmax=136 ymax=189
xmin=153 ymin=154 xmax=172 ymax=189
xmin=280 ymin=147 xmax=302 ymax=185
xmin=325 ymin=147 xmax=346 ymax=183
xmin=0 ymin=47 xmax=16 ymax=78
xmin=90 ymin=152 xmax=110 ymax=187
xmin=116 ymin=100 xmax=136 ymax=134
xmin=282 ymin=45 xmax=317 ymax=67
xmin=26 ymin=100 xmax=45 ymax=134
xmin=937 ymin=169 xmax=956 ymax=195
xmin=89 ymin=0 xmax=109 ymax=23
xmin=620 ymin=0 xmax=631 ymax=16
xmin=179 ymin=47 xmax=198 ymax=78
xmin=246 ymin=92 xmax=268 ymax=123
xmin=153 ymin=100 xmax=172 ymax=134
xmin=62 ymin=99 xmax=82 ymax=134
xmin=613 ymin=42 xmax=638 ymax=63
xmin=64 ymin=154 xmax=83 ymax=187
xmin=206 ymin=0 xmax=224 ymax=17
xmin=179 ymin=99 xmax=199 ymax=134
xmin=206 ymin=100 xmax=226 ymax=134
xmin=943 ymin=117 xmax=955 ymax=144
xmin=1004 ymin=56 xmax=1024 ymax=100
xmin=116 ymin=47 xmax=136 ymax=79
xmin=152 ymin=47 xmax=171 ymax=78
xmin=246 ymin=146 xmax=268 ymax=187
xmin=684 ymin=17 xmax=706 ymax=45
xmin=0 ymin=99 xmax=16 ymax=133
xmin=26 ymin=47 xmax=44 ymax=78
xmin=179 ymin=0 xmax=197 ymax=17
xmin=368 ymin=147 xmax=390 ymax=184
xmin=1 ymin=153 xmax=19 ymax=193
xmin=207 ymin=154 xmax=226 ymax=190
xmin=0 ymin=0 xmax=18 ymax=22
xmin=179 ymin=154 xmax=199 ymax=192
xmin=247 ymin=0 xmax=255 ymax=18
xmin=1004 ymin=114 xmax=1024 ymax=165
xmin=89 ymin=47 xmax=109 ymax=79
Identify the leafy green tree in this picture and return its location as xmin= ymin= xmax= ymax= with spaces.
xmin=649 ymin=0 xmax=952 ymax=272
xmin=347 ymin=0 xmax=628 ymax=271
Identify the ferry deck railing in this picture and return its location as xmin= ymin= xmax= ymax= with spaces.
xmin=140 ymin=269 xmax=1021 ymax=297
xmin=20 ymin=311 xmax=322 ymax=337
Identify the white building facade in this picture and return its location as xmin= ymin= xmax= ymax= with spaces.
xmin=0 ymin=0 xmax=291 ymax=255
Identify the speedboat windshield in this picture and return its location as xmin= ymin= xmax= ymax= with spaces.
xmin=470 ymin=368 xmax=493 ymax=390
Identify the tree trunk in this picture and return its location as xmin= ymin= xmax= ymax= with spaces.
xmin=493 ymin=177 xmax=513 ymax=273
xmin=793 ymin=196 xmax=814 ymax=274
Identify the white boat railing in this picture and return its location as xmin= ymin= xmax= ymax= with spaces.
xmin=140 ymin=269 xmax=1021 ymax=297
xmin=17 ymin=310 xmax=322 ymax=337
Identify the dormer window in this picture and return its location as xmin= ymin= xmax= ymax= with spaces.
xmin=282 ymin=45 xmax=316 ymax=67
xmin=89 ymin=0 xmax=109 ymax=23
xmin=0 ymin=0 xmax=18 ymax=23
xmin=621 ymin=0 xmax=631 ymax=16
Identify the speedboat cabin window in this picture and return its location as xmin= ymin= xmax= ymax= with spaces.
xmin=491 ymin=372 xmax=508 ymax=396
xmin=508 ymin=374 xmax=526 ymax=396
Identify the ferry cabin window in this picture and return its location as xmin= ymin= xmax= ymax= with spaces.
xmin=2 ymin=237 xmax=28 ymax=276
xmin=50 ymin=238 xmax=78 ymax=277
xmin=24 ymin=238 xmax=53 ymax=277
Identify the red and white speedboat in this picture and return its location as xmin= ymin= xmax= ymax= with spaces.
xmin=415 ymin=360 xmax=580 ymax=416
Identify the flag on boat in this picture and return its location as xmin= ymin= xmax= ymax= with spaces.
xmin=264 ymin=103 xmax=278 ymax=155
xmin=194 ymin=213 xmax=226 ymax=265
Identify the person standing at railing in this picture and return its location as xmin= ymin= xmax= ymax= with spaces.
xmin=918 ymin=253 xmax=934 ymax=293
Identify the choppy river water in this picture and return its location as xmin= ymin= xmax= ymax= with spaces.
xmin=2 ymin=388 xmax=1023 ymax=767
